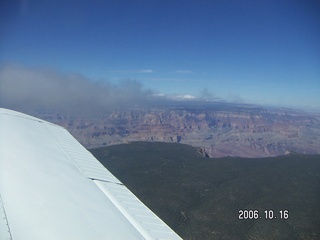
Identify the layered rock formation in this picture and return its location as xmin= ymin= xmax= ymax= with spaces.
xmin=38 ymin=102 xmax=320 ymax=158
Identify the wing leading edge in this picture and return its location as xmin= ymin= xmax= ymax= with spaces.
xmin=0 ymin=108 xmax=181 ymax=240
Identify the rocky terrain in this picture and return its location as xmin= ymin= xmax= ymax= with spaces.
xmin=37 ymin=102 xmax=320 ymax=158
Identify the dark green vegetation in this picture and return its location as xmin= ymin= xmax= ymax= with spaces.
xmin=90 ymin=142 xmax=320 ymax=240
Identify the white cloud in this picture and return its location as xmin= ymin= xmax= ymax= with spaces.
xmin=175 ymin=70 xmax=194 ymax=74
xmin=105 ymin=69 xmax=154 ymax=74
xmin=167 ymin=94 xmax=197 ymax=100
xmin=138 ymin=69 xmax=154 ymax=73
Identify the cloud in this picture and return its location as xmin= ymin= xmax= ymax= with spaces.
xmin=143 ymin=77 xmax=202 ymax=82
xmin=167 ymin=94 xmax=197 ymax=100
xmin=138 ymin=69 xmax=154 ymax=73
xmin=0 ymin=63 xmax=153 ymax=115
xmin=107 ymin=69 xmax=154 ymax=74
xmin=175 ymin=70 xmax=194 ymax=74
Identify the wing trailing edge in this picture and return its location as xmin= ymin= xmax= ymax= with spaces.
xmin=0 ymin=108 xmax=181 ymax=240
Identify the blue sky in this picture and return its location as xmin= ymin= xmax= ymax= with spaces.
xmin=1 ymin=0 xmax=319 ymax=110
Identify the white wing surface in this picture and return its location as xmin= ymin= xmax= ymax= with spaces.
xmin=0 ymin=108 xmax=182 ymax=240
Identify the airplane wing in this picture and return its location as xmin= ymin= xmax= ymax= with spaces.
xmin=0 ymin=108 xmax=182 ymax=240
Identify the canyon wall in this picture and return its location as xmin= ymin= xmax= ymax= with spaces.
xmin=39 ymin=104 xmax=320 ymax=158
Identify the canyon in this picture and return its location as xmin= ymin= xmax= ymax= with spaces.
xmin=38 ymin=102 xmax=320 ymax=158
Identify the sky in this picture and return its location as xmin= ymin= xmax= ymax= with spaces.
xmin=0 ymin=0 xmax=320 ymax=112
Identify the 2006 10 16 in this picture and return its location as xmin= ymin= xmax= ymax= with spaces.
xmin=239 ymin=209 xmax=289 ymax=220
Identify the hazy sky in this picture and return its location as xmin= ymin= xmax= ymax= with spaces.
xmin=1 ymin=0 xmax=319 ymax=111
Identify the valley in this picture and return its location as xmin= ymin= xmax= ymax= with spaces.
xmin=37 ymin=102 xmax=320 ymax=158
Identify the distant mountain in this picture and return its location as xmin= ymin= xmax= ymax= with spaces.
xmin=37 ymin=102 xmax=320 ymax=158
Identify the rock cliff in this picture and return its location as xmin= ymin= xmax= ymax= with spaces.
xmin=38 ymin=103 xmax=320 ymax=158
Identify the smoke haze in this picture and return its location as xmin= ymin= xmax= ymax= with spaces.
xmin=0 ymin=63 xmax=154 ymax=115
